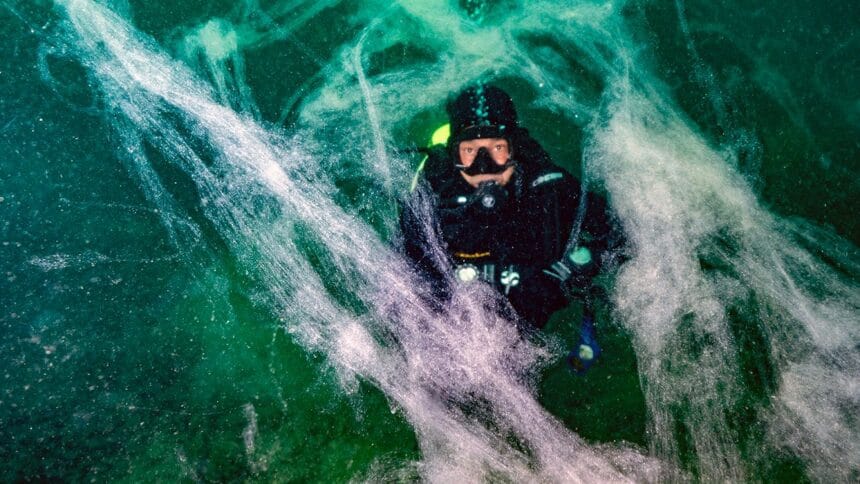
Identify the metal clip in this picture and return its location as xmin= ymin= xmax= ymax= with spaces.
xmin=500 ymin=266 xmax=520 ymax=295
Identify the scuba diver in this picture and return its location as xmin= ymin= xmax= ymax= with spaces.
xmin=399 ymin=84 xmax=622 ymax=372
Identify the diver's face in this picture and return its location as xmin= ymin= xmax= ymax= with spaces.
xmin=457 ymin=138 xmax=514 ymax=187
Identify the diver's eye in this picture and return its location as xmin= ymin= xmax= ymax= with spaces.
xmin=464 ymin=147 xmax=474 ymax=154
xmin=494 ymin=144 xmax=504 ymax=151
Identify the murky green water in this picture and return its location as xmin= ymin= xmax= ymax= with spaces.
xmin=1 ymin=0 xmax=857 ymax=481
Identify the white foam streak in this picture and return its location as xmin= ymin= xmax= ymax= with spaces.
xmin=589 ymin=89 xmax=860 ymax=480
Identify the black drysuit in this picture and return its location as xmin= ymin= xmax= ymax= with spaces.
xmin=400 ymin=133 xmax=617 ymax=330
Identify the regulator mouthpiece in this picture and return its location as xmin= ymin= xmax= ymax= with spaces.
xmin=471 ymin=181 xmax=508 ymax=215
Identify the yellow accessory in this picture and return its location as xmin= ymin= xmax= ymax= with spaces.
xmin=410 ymin=123 xmax=451 ymax=192
xmin=454 ymin=251 xmax=491 ymax=259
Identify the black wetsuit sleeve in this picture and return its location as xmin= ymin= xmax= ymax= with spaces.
xmin=547 ymin=169 xmax=623 ymax=277
xmin=398 ymin=184 xmax=451 ymax=299
xmin=580 ymin=191 xmax=627 ymax=274
xmin=507 ymin=267 xmax=568 ymax=329
xmin=529 ymin=171 xmax=625 ymax=313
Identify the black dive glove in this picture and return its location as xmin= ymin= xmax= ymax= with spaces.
xmin=543 ymin=246 xmax=598 ymax=298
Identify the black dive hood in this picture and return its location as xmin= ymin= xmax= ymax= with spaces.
xmin=457 ymin=147 xmax=516 ymax=176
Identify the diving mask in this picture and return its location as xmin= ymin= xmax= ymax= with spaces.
xmin=456 ymin=147 xmax=516 ymax=176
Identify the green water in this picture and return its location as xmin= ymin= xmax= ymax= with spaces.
xmin=1 ymin=0 xmax=858 ymax=481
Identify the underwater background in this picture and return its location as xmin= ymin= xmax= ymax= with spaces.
xmin=1 ymin=0 xmax=858 ymax=481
